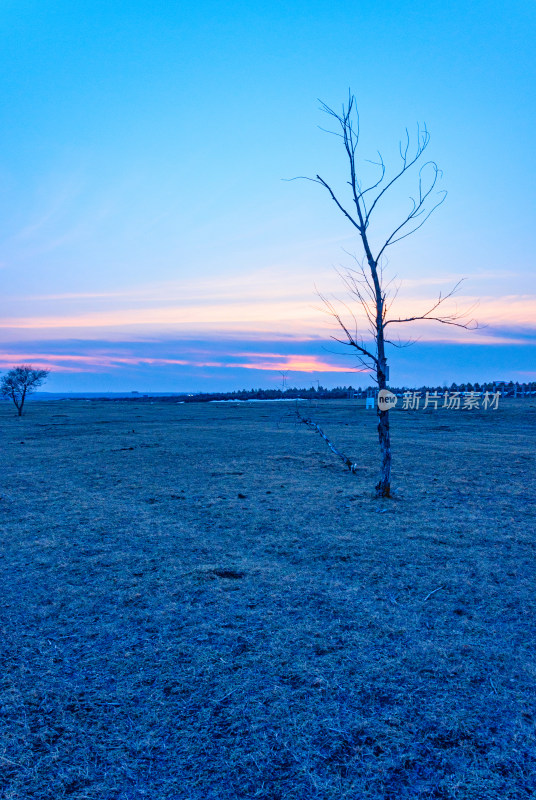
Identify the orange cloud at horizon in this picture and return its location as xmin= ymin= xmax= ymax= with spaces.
xmin=232 ymin=355 xmax=354 ymax=373
xmin=1 ymin=285 xmax=534 ymax=347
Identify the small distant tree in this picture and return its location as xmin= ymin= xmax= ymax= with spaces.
xmin=1 ymin=365 xmax=50 ymax=416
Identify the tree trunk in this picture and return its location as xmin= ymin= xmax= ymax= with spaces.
xmin=19 ymin=387 xmax=27 ymax=416
xmin=376 ymin=408 xmax=391 ymax=497
xmin=375 ymin=341 xmax=391 ymax=497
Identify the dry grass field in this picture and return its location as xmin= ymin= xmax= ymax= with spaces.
xmin=1 ymin=397 xmax=535 ymax=799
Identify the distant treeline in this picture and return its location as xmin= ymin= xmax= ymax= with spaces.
xmin=117 ymin=380 xmax=536 ymax=404
xmin=369 ymin=380 xmax=536 ymax=398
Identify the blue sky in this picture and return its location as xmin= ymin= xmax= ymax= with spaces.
xmin=1 ymin=0 xmax=535 ymax=391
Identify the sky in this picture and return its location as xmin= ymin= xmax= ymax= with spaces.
xmin=1 ymin=0 xmax=535 ymax=392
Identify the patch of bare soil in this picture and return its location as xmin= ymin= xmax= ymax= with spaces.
xmin=1 ymin=398 xmax=535 ymax=799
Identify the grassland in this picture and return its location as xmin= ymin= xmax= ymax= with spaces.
xmin=1 ymin=398 xmax=535 ymax=799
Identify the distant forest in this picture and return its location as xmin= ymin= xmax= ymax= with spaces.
xmin=120 ymin=380 xmax=536 ymax=404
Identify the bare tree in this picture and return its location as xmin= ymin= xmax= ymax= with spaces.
xmin=1 ymin=365 xmax=50 ymax=416
xmin=298 ymin=93 xmax=477 ymax=498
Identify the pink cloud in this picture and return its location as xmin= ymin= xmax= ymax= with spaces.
xmin=0 ymin=350 xmax=354 ymax=375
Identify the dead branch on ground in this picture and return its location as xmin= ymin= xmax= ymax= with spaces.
xmin=295 ymin=408 xmax=359 ymax=473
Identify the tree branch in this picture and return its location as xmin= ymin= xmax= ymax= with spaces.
xmin=318 ymin=290 xmax=378 ymax=366
xmin=295 ymin=408 xmax=359 ymax=473
xmin=384 ymin=280 xmax=480 ymax=329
